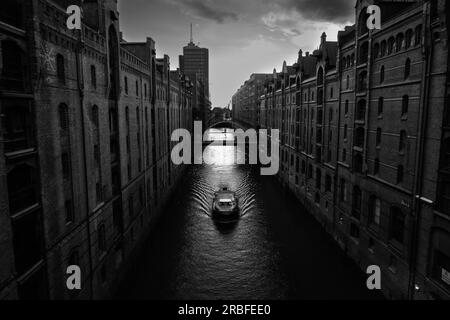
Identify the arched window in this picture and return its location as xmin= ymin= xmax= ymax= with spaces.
xmin=124 ymin=76 xmax=128 ymax=94
xmin=356 ymin=99 xmax=366 ymax=121
xmin=404 ymin=58 xmax=411 ymax=79
xmin=405 ymin=29 xmax=413 ymax=49
xmin=397 ymin=165 xmax=404 ymax=184
xmin=345 ymin=100 xmax=349 ymax=115
xmin=351 ymin=53 xmax=355 ymax=66
xmin=359 ymin=42 xmax=369 ymax=64
xmin=402 ymin=95 xmax=409 ymax=116
xmin=380 ymin=65 xmax=385 ymax=84
xmin=7 ymin=164 xmax=38 ymax=214
xmin=317 ymin=67 xmax=324 ymax=85
xmin=396 ymin=33 xmax=404 ymax=52
xmin=56 ymin=54 xmax=65 ymax=83
xmin=399 ymin=130 xmax=407 ymax=153
xmin=92 ymin=105 xmax=99 ymax=127
xmin=378 ymin=97 xmax=384 ymax=116
xmin=346 ymin=75 xmax=350 ymax=90
xmin=3 ymin=102 xmax=34 ymax=152
xmin=344 ymin=124 xmax=348 ymax=140
xmin=90 ymin=65 xmax=97 ymax=88
xmin=315 ymin=168 xmax=321 ymax=190
xmin=373 ymin=43 xmax=380 ymax=59
xmin=376 ymin=128 xmax=382 ymax=147
xmin=388 ymin=37 xmax=395 ymax=54
xmin=59 ymin=103 xmax=69 ymax=131
xmin=358 ymin=9 xmax=369 ymax=35
xmin=358 ymin=71 xmax=367 ymax=92
xmin=380 ymin=40 xmax=387 ymax=57
xmin=354 ymin=127 xmax=365 ymax=148
xmin=98 ymin=223 xmax=106 ymax=252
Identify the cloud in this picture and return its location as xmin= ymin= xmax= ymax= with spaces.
xmin=279 ymin=0 xmax=354 ymax=24
xmin=262 ymin=11 xmax=303 ymax=37
xmin=176 ymin=0 xmax=239 ymax=24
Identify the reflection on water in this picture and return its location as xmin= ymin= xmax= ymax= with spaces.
xmin=117 ymin=129 xmax=383 ymax=300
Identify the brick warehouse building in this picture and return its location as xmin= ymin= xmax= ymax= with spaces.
xmin=234 ymin=0 xmax=450 ymax=299
xmin=0 ymin=0 xmax=193 ymax=299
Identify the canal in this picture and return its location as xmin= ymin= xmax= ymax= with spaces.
xmin=116 ymin=129 xmax=383 ymax=300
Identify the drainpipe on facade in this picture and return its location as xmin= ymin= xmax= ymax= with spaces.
xmin=408 ymin=3 xmax=432 ymax=300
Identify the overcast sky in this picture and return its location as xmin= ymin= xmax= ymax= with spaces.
xmin=118 ymin=0 xmax=355 ymax=108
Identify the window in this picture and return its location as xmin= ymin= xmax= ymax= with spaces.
xmin=415 ymin=25 xmax=422 ymax=46
xmin=2 ymin=102 xmax=34 ymax=152
xmin=1 ymin=40 xmax=25 ymax=90
xmin=388 ymin=37 xmax=395 ymax=54
xmin=399 ymin=130 xmax=407 ymax=154
xmin=315 ymin=168 xmax=321 ymax=190
xmin=404 ymin=58 xmax=411 ymax=79
xmin=98 ymin=224 xmax=106 ymax=253
xmin=346 ymin=75 xmax=350 ymax=90
xmin=390 ymin=207 xmax=405 ymax=244
xmin=369 ymin=196 xmax=381 ymax=225
xmin=342 ymin=149 xmax=347 ymax=162
xmin=344 ymin=125 xmax=348 ymax=140
xmin=397 ymin=165 xmax=404 ymax=184
xmin=7 ymin=164 xmax=38 ymax=214
xmin=380 ymin=66 xmax=385 ymax=84
xmin=59 ymin=104 xmax=69 ymax=131
xmin=380 ymin=40 xmax=387 ymax=57
xmin=353 ymin=153 xmax=363 ymax=173
xmin=65 ymin=200 xmax=74 ymax=223
xmin=317 ymin=67 xmax=324 ymax=86
xmin=56 ymin=54 xmax=65 ymax=83
xmin=405 ymin=29 xmax=413 ymax=49
xmin=356 ymin=99 xmax=366 ymax=121
xmin=396 ymin=33 xmax=404 ymax=52
xmin=325 ymin=175 xmax=332 ymax=192
xmin=352 ymin=186 xmax=362 ymax=220
xmin=91 ymin=65 xmax=96 ymax=88
xmin=374 ymin=158 xmax=380 ymax=175
xmin=339 ymin=179 xmax=347 ymax=202
xmin=144 ymin=83 xmax=147 ymax=98
xmin=350 ymin=223 xmax=360 ymax=239
xmin=92 ymin=105 xmax=99 ymax=127
xmin=354 ymin=127 xmax=365 ymax=148
xmin=62 ymin=152 xmax=71 ymax=180
xmin=373 ymin=43 xmax=379 ymax=59
xmin=378 ymin=97 xmax=384 ymax=116
xmin=124 ymin=76 xmax=128 ymax=94
xmin=128 ymin=196 xmax=134 ymax=217
xmin=358 ymin=71 xmax=367 ymax=92
xmin=376 ymin=128 xmax=382 ymax=147
xmin=307 ymin=164 xmax=313 ymax=179
xmin=345 ymin=100 xmax=349 ymax=115
xmin=402 ymin=95 xmax=409 ymax=116
xmin=430 ymin=231 xmax=450 ymax=288
xmin=136 ymin=80 xmax=139 ymax=96
xmin=358 ymin=9 xmax=369 ymax=35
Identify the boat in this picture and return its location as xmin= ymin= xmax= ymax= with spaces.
xmin=212 ymin=187 xmax=239 ymax=218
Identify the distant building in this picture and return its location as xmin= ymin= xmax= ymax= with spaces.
xmin=179 ymin=25 xmax=210 ymax=123
xmin=232 ymin=74 xmax=272 ymax=128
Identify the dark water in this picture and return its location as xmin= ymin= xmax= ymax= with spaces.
xmin=117 ymin=130 xmax=382 ymax=300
